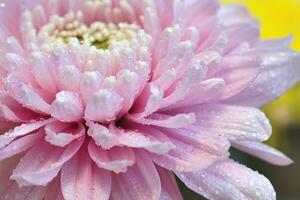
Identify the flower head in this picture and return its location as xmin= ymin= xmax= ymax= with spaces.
xmin=0 ymin=0 xmax=299 ymax=199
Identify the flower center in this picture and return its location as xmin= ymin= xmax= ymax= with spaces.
xmin=39 ymin=12 xmax=140 ymax=49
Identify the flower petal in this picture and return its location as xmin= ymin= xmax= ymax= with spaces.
xmin=183 ymin=0 xmax=220 ymax=27
xmin=11 ymin=135 xmax=84 ymax=186
xmin=85 ymin=89 xmax=123 ymax=122
xmin=30 ymin=51 xmax=58 ymax=94
xmin=45 ymin=121 xmax=84 ymax=147
xmin=218 ymin=5 xmax=257 ymax=26
xmin=0 ymin=118 xmax=54 ymax=149
xmin=44 ymin=178 xmax=64 ymax=200
xmin=232 ymin=141 xmax=293 ymax=166
xmin=114 ymin=125 xmax=175 ymax=155
xmin=0 ymin=154 xmax=22 ymax=194
xmin=176 ymin=159 xmax=276 ymax=200
xmin=0 ymin=130 xmax=42 ymax=161
xmin=211 ymin=55 xmax=261 ymax=99
xmin=86 ymin=120 xmax=120 ymax=150
xmin=175 ymin=104 xmax=272 ymax=141
xmin=4 ymin=73 xmax=51 ymax=114
xmin=88 ymin=140 xmax=135 ymax=174
xmin=0 ymin=92 xmax=39 ymax=122
xmin=226 ymin=48 xmax=300 ymax=107
xmin=128 ymin=112 xmax=196 ymax=129
xmin=110 ymin=151 xmax=161 ymax=200
xmin=151 ymin=133 xmax=227 ymax=172
xmin=156 ymin=166 xmax=183 ymax=200
xmin=0 ymin=154 xmax=46 ymax=200
xmin=61 ymin=147 xmax=111 ymax=200
xmin=50 ymin=91 xmax=84 ymax=122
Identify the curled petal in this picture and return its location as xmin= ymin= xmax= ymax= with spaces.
xmin=79 ymin=71 xmax=103 ymax=103
xmin=85 ymin=89 xmax=123 ymax=122
xmin=50 ymin=91 xmax=84 ymax=122
xmin=86 ymin=120 xmax=120 ymax=150
xmin=114 ymin=125 xmax=174 ymax=155
xmin=88 ymin=141 xmax=135 ymax=174
xmin=45 ymin=121 xmax=84 ymax=147
xmin=55 ymin=64 xmax=82 ymax=92
xmin=5 ymin=73 xmax=51 ymax=114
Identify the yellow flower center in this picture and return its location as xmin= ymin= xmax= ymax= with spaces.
xmin=39 ymin=11 xmax=140 ymax=49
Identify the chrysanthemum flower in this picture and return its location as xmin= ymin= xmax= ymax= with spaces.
xmin=0 ymin=0 xmax=299 ymax=199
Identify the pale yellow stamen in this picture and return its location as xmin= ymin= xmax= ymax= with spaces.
xmin=39 ymin=11 xmax=140 ymax=49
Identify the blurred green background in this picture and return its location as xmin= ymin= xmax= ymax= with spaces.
xmin=179 ymin=0 xmax=300 ymax=199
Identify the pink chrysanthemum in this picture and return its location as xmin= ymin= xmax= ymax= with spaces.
xmin=0 ymin=0 xmax=299 ymax=199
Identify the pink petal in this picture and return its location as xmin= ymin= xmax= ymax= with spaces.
xmin=54 ymin=64 xmax=82 ymax=92
xmin=4 ymin=73 xmax=51 ymax=114
xmin=110 ymin=151 xmax=161 ymax=200
xmin=0 ymin=182 xmax=45 ymax=200
xmin=45 ymin=121 xmax=84 ymax=147
xmin=79 ymin=71 xmax=103 ymax=103
xmin=0 ymin=154 xmax=22 ymax=194
xmin=156 ymin=166 xmax=183 ymax=200
xmin=129 ymin=112 xmax=196 ymax=129
xmin=176 ymin=159 xmax=276 ymax=200
xmin=0 ymin=92 xmax=39 ymax=122
xmin=167 ymin=78 xmax=225 ymax=108
xmin=232 ymin=141 xmax=293 ymax=166
xmin=11 ymin=135 xmax=84 ymax=186
xmin=44 ymin=178 xmax=64 ymax=200
xmin=0 ymin=154 xmax=46 ymax=200
xmin=50 ymin=91 xmax=84 ymax=122
xmin=0 ymin=103 xmax=24 ymax=123
xmin=115 ymin=69 xmax=140 ymax=116
xmin=159 ymin=61 xmax=207 ymax=109
xmin=151 ymin=135 xmax=226 ymax=172
xmin=218 ymin=5 xmax=257 ymax=26
xmin=61 ymin=147 xmax=111 ymax=200
xmin=0 ymin=118 xmax=54 ymax=148
xmin=211 ymin=55 xmax=261 ymax=99
xmin=223 ymin=22 xmax=259 ymax=52
xmin=114 ymin=125 xmax=175 ymax=155
xmin=225 ymin=48 xmax=300 ymax=107
xmin=85 ymin=89 xmax=123 ymax=122
xmin=88 ymin=140 xmax=135 ymax=174
xmin=30 ymin=51 xmax=58 ymax=94
xmin=175 ymin=104 xmax=272 ymax=142
xmin=131 ymin=84 xmax=164 ymax=118
xmin=0 ymin=130 xmax=42 ymax=161
xmin=183 ymin=0 xmax=220 ymax=27
xmin=86 ymin=120 xmax=120 ymax=150
xmin=158 ymin=127 xmax=230 ymax=157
